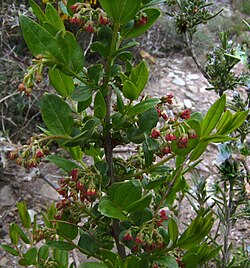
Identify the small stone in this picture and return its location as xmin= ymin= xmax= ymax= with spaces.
xmin=166 ymin=72 xmax=176 ymax=78
xmin=183 ymin=99 xmax=192 ymax=109
xmin=173 ymin=77 xmax=185 ymax=86
xmin=0 ymin=185 xmax=15 ymax=212
xmin=185 ymin=92 xmax=199 ymax=102
xmin=186 ymin=74 xmax=200 ymax=80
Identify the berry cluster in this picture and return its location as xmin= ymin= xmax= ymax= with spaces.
xmin=151 ymin=94 xmax=198 ymax=156
xmin=68 ymin=3 xmax=109 ymax=32
xmin=8 ymin=136 xmax=49 ymax=169
xmin=17 ymin=54 xmax=44 ymax=97
xmin=122 ymin=210 xmax=168 ymax=254
xmin=33 ymin=228 xmax=56 ymax=243
xmin=54 ymin=169 xmax=99 ymax=221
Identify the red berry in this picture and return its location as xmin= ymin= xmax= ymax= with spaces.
xmin=36 ymin=148 xmax=44 ymax=158
xmin=151 ymin=128 xmax=161 ymax=139
xmin=180 ymin=109 xmax=191 ymax=120
xmin=70 ymin=169 xmax=78 ymax=181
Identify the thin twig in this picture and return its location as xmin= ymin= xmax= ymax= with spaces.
xmin=184 ymin=31 xmax=210 ymax=80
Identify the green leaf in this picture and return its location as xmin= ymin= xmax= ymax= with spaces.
xmin=200 ymin=135 xmax=235 ymax=143
xmin=217 ymin=110 xmax=248 ymax=135
xmin=78 ymin=96 xmax=92 ymax=112
xmin=9 ymin=223 xmax=19 ymax=245
xmin=38 ymin=245 xmax=50 ymax=261
xmin=19 ymin=15 xmax=63 ymax=60
xmin=216 ymin=110 xmax=232 ymax=134
xmin=143 ymin=141 xmax=154 ymax=166
xmin=1 ymin=244 xmax=19 ymax=256
xmin=29 ymin=0 xmax=47 ymax=23
xmin=127 ymin=128 xmax=145 ymax=143
xmin=79 ymin=263 xmax=108 ymax=268
xmin=122 ymin=80 xmax=138 ymax=100
xmin=46 ymin=241 xmax=75 ymax=250
xmin=68 ymin=146 xmax=84 ymax=161
xmin=128 ymin=98 xmax=160 ymax=116
xmin=178 ymin=213 xmax=214 ymax=249
xmin=98 ymin=196 xmax=127 ymax=220
xmin=168 ymin=218 xmax=178 ymax=245
xmin=131 ymin=208 xmax=153 ymax=226
xmin=17 ymin=202 xmax=31 ymax=230
xmin=63 ymin=118 xmax=98 ymax=147
xmin=130 ymin=60 xmax=149 ymax=95
xmin=94 ymin=91 xmax=106 ymax=119
xmin=99 ymin=0 xmax=141 ymax=24
xmin=201 ymin=95 xmax=226 ymax=136
xmin=40 ymin=93 xmax=73 ymax=135
xmin=23 ymin=247 xmax=37 ymax=265
xmin=78 ymin=232 xmax=99 ymax=255
xmin=123 ymin=256 xmax=141 ymax=268
xmin=14 ymin=224 xmax=30 ymax=244
xmin=121 ymin=8 xmax=161 ymax=39
xmin=101 ymin=249 xmax=123 ymax=267
xmin=157 ymin=255 xmax=178 ymax=268
xmin=126 ymin=193 xmax=152 ymax=213
xmin=138 ymin=107 xmax=158 ymax=132
xmin=182 ymin=253 xmax=198 ymax=268
xmin=109 ymin=180 xmax=142 ymax=209
xmin=71 ymin=86 xmax=92 ymax=102
xmin=189 ymin=142 xmax=208 ymax=161
xmin=46 ymin=155 xmax=81 ymax=172
xmin=45 ymin=3 xmax=65 ymax=32
xmin=57 ymin=222 xmax=78 ymax=240
xmin=49 ymin=68 xmax=74 ymax=97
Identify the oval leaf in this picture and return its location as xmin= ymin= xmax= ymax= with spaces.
xmin=40 ymin=93 xmax=73 ymax=135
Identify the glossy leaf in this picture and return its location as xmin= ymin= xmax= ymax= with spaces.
xmin=94 ymin=91 xmax=106 ymax=119
xmin=138 ymin=107 xmax=158 ymax=132
xmin=68 ymin=146 xmax=84 ymax=161
xmin=201 ymin=94 xmax=226 ymax=136
xmin=122 ymin=80 xmax=138 ymax=100
xmin=19 ymin=16 xmax=63 ymax=61
xmin=17 ymin=202 xmax=31 ymax=230
xmin=14 ymin=224 xmax=30 ymax=244
xmin=1 ymin=244 xmax=19 ymax=256
xmin=189 ymin=142 xmax=208 ymax=162
xmin=63 ymin=118 xmax=98 ymax=147
xmin=157 ymin=256 xmax=178 ymax=268
xmin=29 ymin=0 xmax=47 ymax=23
xmin=23 ymin=247 xmax=37 ymax=265
xmin=9 ymin=223 xmax=19 ymax=245
xmin=99 ymin=0 xmax=141 ymax=24
xmin=123 ymin=256 xmax=141 ymax=268
xmin=98 ymin=196 xmax=127 ymax=220
xmin=71 ymin=86 xmax=92 ymax=102
xmin=46 ymin=155 xmax=81 ymax=172
xmin=128 ymin=98 xmax=160 ymax=116
xmin=168 ymin=218 xmax=178 ymax=245
xmin=46 ymin=241 xmax=75 ymax=250
xmin=126 ymin=193 xmax=152 ymax=213
xmin=38 ymin=245 xmax=50 ymax=261
xmin=217 ymin=110 xmax=248 ymax=135
xmin=78 ymin=232 xmax=99 ymax=255
xmin=130 ymin=60 xmax=149 ymax=96
xmin=45 ymin=3 xmax=65 ymax=32
xmin=57 ymin=222 xmax=78 ymax=240
xmin=109 ymin=180 xmax=142 ymax=209
xmin=49 ymin=68 xmax=74 ymax=97
xmin=200 ymin=135 xmax=235 ymax=143
xmin=121 ymin=8 xmax=161 ymax=39
xmin=182 ymin=253 xmax=198 ymax=268
xmin=40 ymin=93 xmax=73 ymax=135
